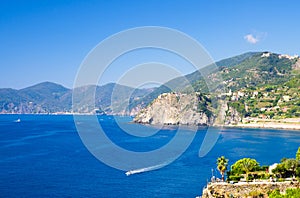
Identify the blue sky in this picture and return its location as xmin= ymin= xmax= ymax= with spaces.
xmin=1 ymin=0 xmax=300 ymax=89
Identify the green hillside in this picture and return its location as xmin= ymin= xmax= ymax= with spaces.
xmin=192 ymin=52 xmax=299 ymax=93
xmin=133 ymin=52 xmax=300 ymax=123
xmin=129 ymin=52 xmax=261 ymax=110
xmin=227 ymin=75 xmax=300 ymax=119
xmin=131 ymin=52 xmax=298 ymax=108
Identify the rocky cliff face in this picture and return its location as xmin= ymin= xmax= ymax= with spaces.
xmin=133 ymin=92 xmax=213 ymax=125
xmin=225 ymin=106 xmax=242 ymax=125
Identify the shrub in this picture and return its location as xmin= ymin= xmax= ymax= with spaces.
xmin=285 ymin=188 xmax=300 ymax=197
xmin=268 ymin=189 xmax=282 ymax=198
xmin=268 ymin=188 xmax=300 ymax=198
xmin=249 ymin=190 xmax=264 ymax=197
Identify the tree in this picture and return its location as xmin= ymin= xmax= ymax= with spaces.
xmin=217 ymin=156 xmax=229 ymax=181
xmin=272 ymin=157 xmax=299 ymax=178
xmin=283 ymin=158 xmax=298 ymax=177
xmin=231 ymin=158 xmax=259 ymax=181
xmin=272 ymin=163 xmax=287 ymax=178
xmin=296 ymin=147 xmax=300 ymax=161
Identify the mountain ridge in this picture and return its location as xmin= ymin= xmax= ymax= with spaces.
xmin=1 ymin=51 xmax=299 ymax=117
xmin=0 ymin=82 xmax=151 ymax=114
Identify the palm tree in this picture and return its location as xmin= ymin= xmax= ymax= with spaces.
xmin=217 ymin=156 xmax=229 ymax=181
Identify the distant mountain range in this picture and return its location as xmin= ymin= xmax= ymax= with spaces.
xmin=1 ymin=51 xmax=299 ymax=117
xmin=0 ymin=82 xmax=152 ymax=114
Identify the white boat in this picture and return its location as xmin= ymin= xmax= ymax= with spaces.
xmin=15 ymin=118 xmax=21 ymax=123
xmin=125 ymin=171 xmax=132 ymax=176
xmin=125 ymin=169 xmax=141 ymax=176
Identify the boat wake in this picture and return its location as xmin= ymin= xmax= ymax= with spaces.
xmin=125 ymin=162 xmax=169 ymax=176
xmin=14 ymin=118 xmax=21 ymax=123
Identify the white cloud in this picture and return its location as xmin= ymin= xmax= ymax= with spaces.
xmin=244 ymin=34 xmax=259 ymax=44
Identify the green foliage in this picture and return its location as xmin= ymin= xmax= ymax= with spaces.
xmin=231 ymin=158 xmax=260 ymax=181
xmin=227 ymin=148 xmax=300 ymax=183
xmin=272 ymin=163 xmax=287 ymax=178
xmin=296 ymin=167 xmax=300 ymax=178
xmin=283 ymin=159 xmax=298 ymax=173
xmin=228 ymin=101 xmax=246 ymax=115
xmin=197 ymin=94 xmax=213 ymax=118
xmin=216 ymin=52 xmax=258 ymax=67
xmin=296 ymin=147 xmax=300 ymax=161
xmin=226 ymin=147 xmax=300 ymax=190
xmin=269 ymin=188 xmax=300 ymax=198
xmin=228 ymin=74 xmax=300 ymax=120
xmin=161 ymin=52 xmax=297 ymax=105
xmin=268 ymin=189 xmax=282 ymax=198
xmin=277 ymin=178 xmax=285 ymax=182
xmin=284 ymin=75 xmax=300 ymax=88
xmin=231 ymin=158 xmax=260 ymax=173
xmin=272 ymin=157 xmax=300 ymax=178
xmin=248 ymin=190 xmax=264 ymax=197
xmin=285 ymin=188 xmax=300 ymax=197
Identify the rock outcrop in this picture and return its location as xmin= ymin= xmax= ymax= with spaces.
xmin=133 ymin=92 xmax=213 ymax=125
xmin=225 ymin=106 xmax=242 ymax=125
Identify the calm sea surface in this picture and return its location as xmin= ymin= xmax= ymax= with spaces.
xmin=1 ymin=115 xmax=299 ymax=197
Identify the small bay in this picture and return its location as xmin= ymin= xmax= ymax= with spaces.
xmin=0 ymin=115 xmax=299 ymax=197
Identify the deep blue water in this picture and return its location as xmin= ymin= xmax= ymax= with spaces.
xmin=0 ymin=115 xmax=300 ymax=197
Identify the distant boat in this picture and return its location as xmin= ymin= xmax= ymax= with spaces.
xmin=15 ymin=118 xmax=21 ymax=123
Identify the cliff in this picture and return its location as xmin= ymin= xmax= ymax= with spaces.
xmin=133 ymin=92 xmax=213 ymax=125
xmin=201 ymin=181 xmax=300 ymax=198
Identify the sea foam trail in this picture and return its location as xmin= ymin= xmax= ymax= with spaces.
xmin=125 ymin=162 xmax=169 ymax=176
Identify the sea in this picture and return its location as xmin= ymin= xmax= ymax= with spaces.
xmin=1 ymin=114 xmax=299 ymax=197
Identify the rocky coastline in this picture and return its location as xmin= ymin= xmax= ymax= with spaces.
xmin=133 ymin=92 xmax=300 ymax=130
xmin=133 ymin=92 xmax=213 ymax=126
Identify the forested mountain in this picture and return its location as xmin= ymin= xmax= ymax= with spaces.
xmin=0 ymin=82 xmax=151 ymax=114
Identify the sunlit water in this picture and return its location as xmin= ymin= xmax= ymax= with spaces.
xmin=1 ymin=115 xmax=299 ymax=197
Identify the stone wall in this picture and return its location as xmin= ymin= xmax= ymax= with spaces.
xmin=201 ymin=181 xmax=300 ymax=198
